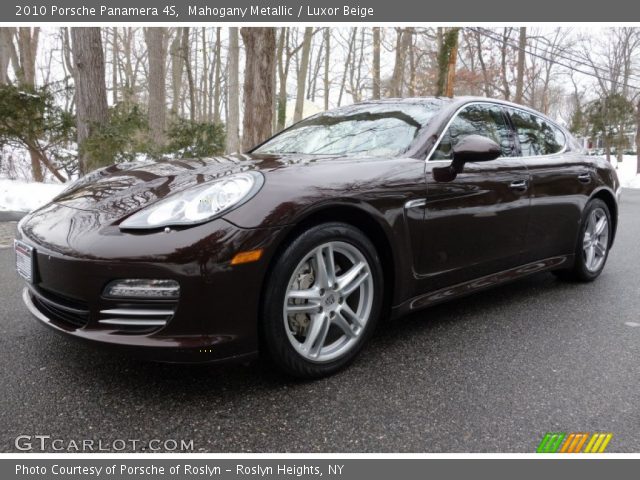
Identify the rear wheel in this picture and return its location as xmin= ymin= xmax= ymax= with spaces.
xmin=261 ymin=222 xmax=383 ymax=378
xmin=553 ymin=198 xmax=611 ymax=282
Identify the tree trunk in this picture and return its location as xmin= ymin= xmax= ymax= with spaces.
xmin=338 ymin=28 xmax=357 ymax=106
xmin=170 ymin=29 xmax=184 ymax=117
xmin=500 ymin=28 xmax=512 ymax=101
xmin=390 ymin=28 xmax=407 ymax=97
xmin=111 ymin=28 xmax=118 ymax=104
xmin=144 ymin=28 xmax=167 ymax=149
xmin=240 ymin=28 xmax=276 ymax=151
xmin=182 ymin=27 xmax=196 ymax=123
xmin=324 ymin=28 xmax=330 ymax=110
xmin=293 ymin=27 xmax=313 ymax=123
xmin=71 ymin=28 xmax=109 ymax=174
xmin=372 ymin=27 xmax=381 ymax=99
xmin=408 ymin=33 xmax=416 ymax=97
xmin=437 ymin=28 xmax=459 ymax=97
xmin=0 ymin=28 xmax=14 ymax=85
xmin=276 ymin=28 xmax=287 ymax=130
xmin=636 ymin=99 xmax=640 ymax=174
xmin=226 ymin=27 xmax=240 ymax=154
xmin=515 ymin=27 xmax=526 ymax=104
xmin=213 ymin=27 xmax=222 ymax=124
xmin=17 ymin=28 xmax=38 ymax=85
xmin=474 ymin=31 xmax=491 ymax=97
xmin=444 ymin=29 xmax=459 ymax=98
xmin=16 ymin=27 xmax=43 ymax=181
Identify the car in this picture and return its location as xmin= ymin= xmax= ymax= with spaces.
xmin=15 ymin=97 xmax=621 ymax=378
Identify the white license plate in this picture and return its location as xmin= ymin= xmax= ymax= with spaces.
xmin=15 ymin=240 xmax=34 ymax=283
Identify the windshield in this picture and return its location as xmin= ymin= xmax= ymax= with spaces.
xmin=253 ymin=101 xmax=447 ymax=157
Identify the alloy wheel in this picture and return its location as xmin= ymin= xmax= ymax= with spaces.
xmin=583 ymin=207 xmax=609 ymax=272
xmin=283 ymin=241 xmax=374 ymax=363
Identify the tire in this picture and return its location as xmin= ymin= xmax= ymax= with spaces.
xmin=261 ymin=222 xmax=384 ymax=378
xmin=553 ymin=198 xmax=612 ymax=282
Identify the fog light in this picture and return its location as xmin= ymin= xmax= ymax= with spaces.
xmin=104 ymin=279 xmax=180 ymax=299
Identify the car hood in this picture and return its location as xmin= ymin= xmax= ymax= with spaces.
xmin=51 ymin=153 xmax=334 ymax=220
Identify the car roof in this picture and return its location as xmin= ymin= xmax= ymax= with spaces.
xmin=358 ymin=96 xmax=565 ymax=130
xmin=363 ymin=95 xmax=546 ymax=113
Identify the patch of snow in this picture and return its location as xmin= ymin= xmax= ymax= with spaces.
xmin=0 ymin=178 xmax=65 ymax=213
xmin=608 ymin=155 xmax=640 ymax=189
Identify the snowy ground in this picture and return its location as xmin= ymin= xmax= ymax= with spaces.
xmin=0 ymin=155 xmax=638 ymax=214
xmin=610 ymin=155 xmax=640 ymax=188
xmin=0 ymin=178 xmax=64 ymax=213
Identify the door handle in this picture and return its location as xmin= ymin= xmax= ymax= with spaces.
xmin=578 ymin=172 xmax=592 ymax=184
xmin=509 ymin=179 xmax=528 ymax=191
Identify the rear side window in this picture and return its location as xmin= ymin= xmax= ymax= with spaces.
xmin=508 ymin=108 xmax=565 ymax=156
xmin=431 ymin=104 xmax=514 ymax=160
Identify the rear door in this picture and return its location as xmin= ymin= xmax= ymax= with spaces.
xmin=416 ymin=102 xmax=531 ymax=292
xmin=505 ymin=107 xmax=592 ymax=263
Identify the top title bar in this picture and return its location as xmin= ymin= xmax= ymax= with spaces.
xmin=3 ymin=0 xmax=640 ymax=22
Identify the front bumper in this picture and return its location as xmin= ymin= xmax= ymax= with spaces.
xmin=17 ymin=206 xmax=284 ymax=363
xmin=22 ymin=287 xmax=257 ymax=363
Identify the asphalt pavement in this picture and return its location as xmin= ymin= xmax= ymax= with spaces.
xmin=1 ymin=190 xmax=639 ymax=453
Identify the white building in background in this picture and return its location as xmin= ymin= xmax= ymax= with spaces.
xmin=576 ymin=129 xmax=637 ymax=153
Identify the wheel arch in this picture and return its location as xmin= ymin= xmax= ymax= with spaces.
xmin=260 ymin=203 xmax=399 ymax=323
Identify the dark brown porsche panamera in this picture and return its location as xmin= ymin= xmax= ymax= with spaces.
xmin=15 ymin=97 xmax=620 ymax=378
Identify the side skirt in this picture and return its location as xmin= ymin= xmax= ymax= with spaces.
xmin=391 ymin=255 xmax=573 ymax=319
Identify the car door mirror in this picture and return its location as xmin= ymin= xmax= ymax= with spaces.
xmin=433 ymin=135 xmax=502 ymax=182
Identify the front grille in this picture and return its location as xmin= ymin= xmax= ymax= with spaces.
xmin=28 ymin=286 xmax=90 ymax=329
xmin=98 ymin=304 xmax=176 ymax=334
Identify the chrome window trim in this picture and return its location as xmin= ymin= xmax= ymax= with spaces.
xmin=425 ymin=100 xmax=567 ymax=162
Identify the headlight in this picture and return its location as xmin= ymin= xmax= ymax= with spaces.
xmin=120 ymin=171 xmax=263 ymax=230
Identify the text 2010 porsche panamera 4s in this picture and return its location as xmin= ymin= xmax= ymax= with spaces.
xmin=15 ymin=97 xmax=620 ymax=378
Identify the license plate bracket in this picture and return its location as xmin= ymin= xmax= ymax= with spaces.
xmin=15 ymin=239 xmax=35 ymax=283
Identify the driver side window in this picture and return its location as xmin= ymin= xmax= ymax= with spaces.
xmin=431 ymin=104 xmax=514 ymax=160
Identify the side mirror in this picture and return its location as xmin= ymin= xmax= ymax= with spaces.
xmin=433 ymin=135 xmax=501 ymax=182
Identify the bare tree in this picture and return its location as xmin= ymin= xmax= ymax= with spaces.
xmin=473 ymin=30 xmax=492 ymax=97
xmin=636 ymin=98 xmax=640 ymax=174
xmin=324 ymin=28 xmax=330 ymax=110
xmin=241 ymin=28 xmax=276 ymax=151
xmin=11 ymin=28 xmax=43 ymax=181
xmin=390 ymin=28 xmax=411 ymax=97
xmin=169 ymin=29 xmax=184 ymax=117
xmin=182 ymin=27 xmax=196 ymax=123
xmin=499 ymin=28 xmax=513 ymax=101
xmin=144 ymin=28 xmax=167 ymax=148
xmin=436 ymin=27 xmax=459 ymax=97
xmin=582 ymin=27 xmax=640 ymax=162
xmin=213 ymin=27 xmax=222 ymax=124
xmin=293 ymin=27 xmax=313 ymax=123
xmin=338 ymin=28 xmax=357 ymax=105
xmin=514 ymin=27 xmax=526 ymax=104
xmin=226 ymin=27 xmax=240 ymax=154
xmin=372 ymin=27 xmax=381 ymax=99
xmin=0 ymin=28 xmax=15 ymax=85
xmin=276 ymin=28 xmax=306 ymax=130
xmin=444 ymin=28 xmax=459 ymax=97
xmin=71 ymin=27 xmax=109 ymax=174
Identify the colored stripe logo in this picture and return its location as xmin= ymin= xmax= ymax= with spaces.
xmin=537 ymin=433 xmax=612 ymax=453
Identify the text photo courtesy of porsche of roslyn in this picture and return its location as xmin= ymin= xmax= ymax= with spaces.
xmin=1 ymin=0 xmax=640 ymax=477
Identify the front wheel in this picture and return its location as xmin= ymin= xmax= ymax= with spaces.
xmin=261 ymin=222 xmax=383 ymax=378
xmin=553 ymin=198 xmax=611 ymax=282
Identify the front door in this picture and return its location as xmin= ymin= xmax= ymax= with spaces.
xmin=416 ymin=103 xmax=531 ymax=292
